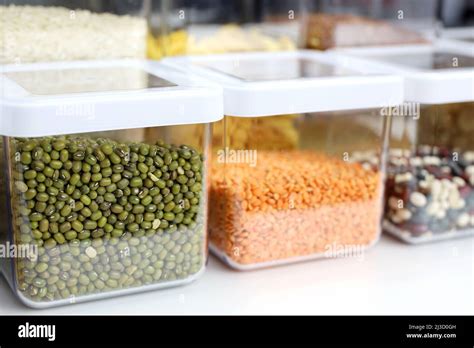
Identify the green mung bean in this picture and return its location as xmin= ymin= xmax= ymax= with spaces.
xmin=9 ymin=136 xmax=205 ymax=303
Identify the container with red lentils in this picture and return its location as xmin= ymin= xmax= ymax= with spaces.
xmin=335 ymin=42 xmax=474 ymax=244
xmin=164 ymin=51 xmax=403 ymax=269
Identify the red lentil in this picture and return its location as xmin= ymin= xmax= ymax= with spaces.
xmin=209 ymin=150 xmax=383 ymax=266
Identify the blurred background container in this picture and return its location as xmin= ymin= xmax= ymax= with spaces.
xmin=0 ymin=0 xmax=150 ymax=64
xmin=1 ymin=0 xmax=473 ymax=63
xmin=147 ymin=0 xmax=306 ymax=59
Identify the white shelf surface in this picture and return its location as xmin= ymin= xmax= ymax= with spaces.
xmin=0 ymin=234 xmax=473 ymax=315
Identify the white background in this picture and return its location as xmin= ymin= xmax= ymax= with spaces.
xmin=0 ymin=234 xmax=472 ymax=315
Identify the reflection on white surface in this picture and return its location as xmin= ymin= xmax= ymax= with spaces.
xmin=200 ymin=57 xmax=356 ymax=82
xmin=370 ymin=51 xmax=474 ymax=70
xmin=0 ymin=235 xmax=472 ymax=315
xmin=5 ymin=67 xmax=176 ymax=95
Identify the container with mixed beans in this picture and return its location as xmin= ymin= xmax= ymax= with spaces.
xmin=0 ymin=60 xmax=222 ymax=307
xmin=333 ymin=43 xmax=474 ymax=243
xmin=384 ymin=103 xmax=474 ymax=243
xmin=163 ymin=51 xmax=403 ymax=269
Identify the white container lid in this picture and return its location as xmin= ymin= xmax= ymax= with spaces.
xmin=162 ymin=50 xmax=403 ymax=117
xmin=0 ymin=60 xmax=223 ymax=137
xmin=440 ymin=27 xmax=474 ymax=45
xmin=331 ymin=41 xmax=474 ymax=104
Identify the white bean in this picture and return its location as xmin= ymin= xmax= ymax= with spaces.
xmin=457 ymin=213 xmax=470 ymax=228
xmin=452 ymin=177 xmax=466 ymax=187
xmin=410 ymin=192 xmax=427 ymax=207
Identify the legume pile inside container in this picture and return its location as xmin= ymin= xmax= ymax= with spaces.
xmin=0 ymin=60 xmax=223 ymax=307
xmin=164 ymin=51 xmax=403 ymax=269
xmin=335 ymin=43 xmax=474 ymax=244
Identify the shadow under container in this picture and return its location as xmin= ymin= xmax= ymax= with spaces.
xmin=163 ymin=51 xmax=403 ymax=269
xmin=0 ymin=60 xmax=222 ymax=307
xmin=334 ymin=42 xmax=474 ymax=244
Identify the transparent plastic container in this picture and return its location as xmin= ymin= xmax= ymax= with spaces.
xmin=0 ymin=1 xmax=150 ymax=64
xmin=0 ymin=59 xmax=223 ymax=307
xmin=334 ymin=42 xmax=474 ymax=244
xmin=148 ymin=0 xmax=305 ymax=59
xmin=164 ymin=51 xmax=403 ymax=269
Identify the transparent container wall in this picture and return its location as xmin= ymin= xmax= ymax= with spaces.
xmin=385 ymin=102 xmax=474 ymax=244
xmin=0 ymin=139 xmax=13 ymax=285
xmin=304 ymin=0 xmax=437 ymax=50
xmin=148 ymin=0 xmax=305 ymax=59
xmin=0 ymin=125 xmax=209 ymax=307
xmin=209 ymin=111 xmax=389 ymax=269
xmin=1 ymin=0 xmax=149 ymax=64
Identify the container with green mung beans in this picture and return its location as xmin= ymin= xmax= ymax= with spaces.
xmin=0 ymin=60 xmax=223 ymax=307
